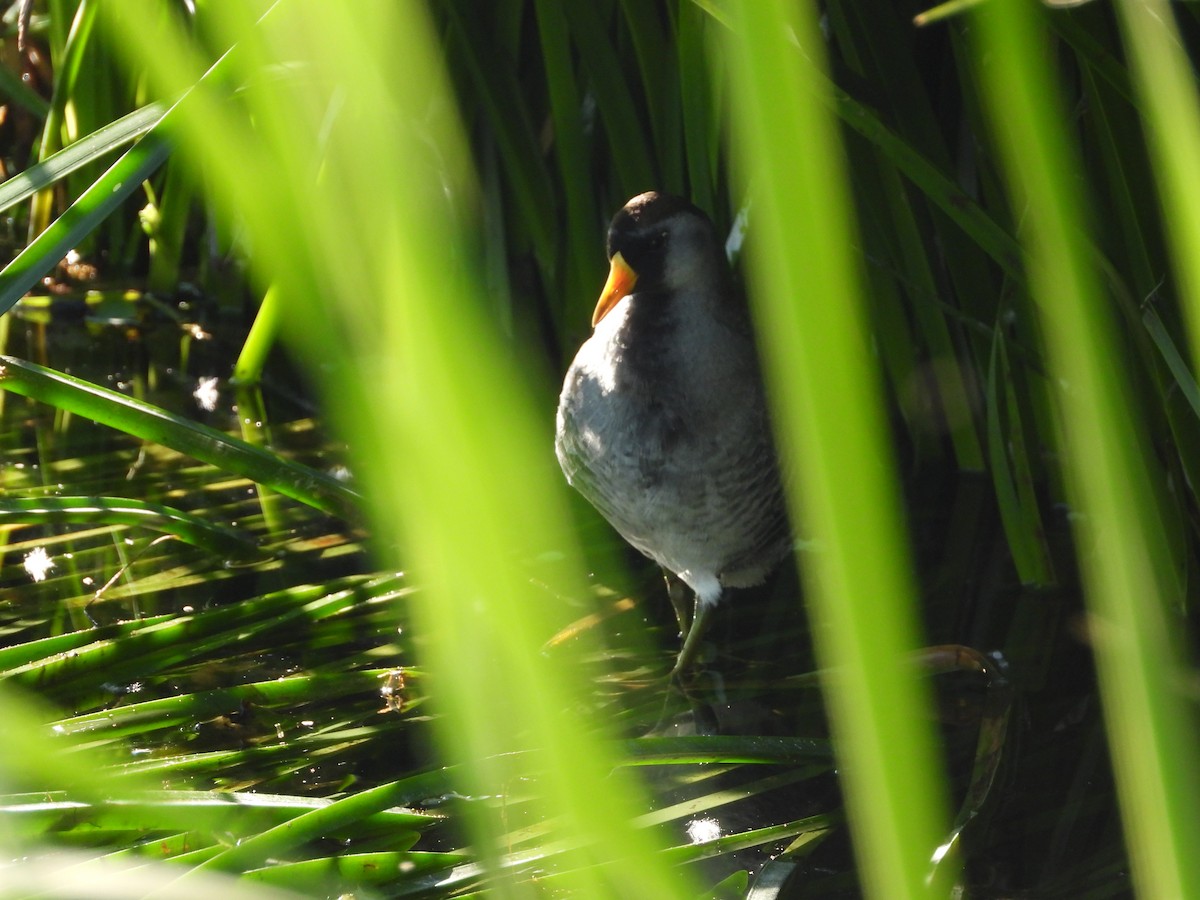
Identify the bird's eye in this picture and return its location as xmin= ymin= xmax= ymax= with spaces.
xmin=648 ymin=231 xmax=667 ymax=251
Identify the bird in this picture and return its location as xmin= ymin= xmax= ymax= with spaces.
xmin=555 ymin=191 xmax=791 ymax=679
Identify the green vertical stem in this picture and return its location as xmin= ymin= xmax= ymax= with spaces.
xmin=232 ymin=284 xmax=281 ymax=386
xmin=233 ymin=382 xmax=284 ymax=536
xmin=1114 ymin=0 xmax=1200 ymax=367
xmin=973 ymin=2 xmax=1200 ymax=896
xmin=28 ymin=1 xmax=102 ymax=239
xmin=146 ymin=161 xmax=195 ymax=294
xmin=726 ymin=2 xmax=952 ymax=896
xmin=532 ymin=0 xmax=601 ymax=328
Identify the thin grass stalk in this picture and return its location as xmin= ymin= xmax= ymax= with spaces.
xmin=0 ymin=132 xmax=172 ymax=311
xmin=1 ymin=576 xmax=396 ymax=693
xmin=531 ymin=0 xmax=602 ymax=318
xmin=0 ymin=851 xmax=293 ymax=900
xmin=0 ymin=103 xmax=164 ymax=216
xmin=241 ymin=851 xmax=465 ymax=891
xmin=50 ymin=669 xmax=403 ymax=740
xmin=724 ymin=2 xmax=952 ymax=896
xmin=559 ymin=4 xmax=656 ymax=196
xmin=985 ymin=336 xmax=1056 ymax=586
xmin=27 ymin=0 xmax=100 ymax=240
xmin=617 ymin=2 xmax=683 ymax=193
xmin=440 ymin=3 xmax=557 ymax=285
xmin=677 ymin=5 xmax=720 ymax=211
xmin=144 ymin=157 xmax=194 ymax=293
xmin=972 ymin=2 xmax=1200 ymax=895
xmin=1113 ymin=0 xmax=1200 ymax=360
xmin=231 ymin=284 xmax=281 ymax=385
xmin=0 ymin=495 xmax=257 ymax=559
xmin=0 ymin=790 xmax=433 ymax=841
xmin=182 ymin=780 xmax=435 ymax=878
xmin=0 ymin=615 xmax=171 ymax=672
xmin=0 ymin=14 xmax=246 ymax=310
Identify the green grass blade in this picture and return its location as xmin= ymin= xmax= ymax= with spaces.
xmin=875 ymin=163 xmax=985 ymax=471
xmin=0 ymin=131 xmax=172 ymax=313
xmin=1 ymin=850 xmax=294 ymax=900
xmin=618 ymin=0 xmax=685 ymax=192
xmin=1 ymin=576 xmax=397 ymax=692
xmin=101 ymin=1 xmax=697 ymax=894
xmin=559 ymin=4 xmax=657 ymax=195
xmin=231 ymin=284 xmax=282 ymax=386
xmin=658 ymin=816 xmax=833 ymax=866
xmin=826 ymin=81 xmax=1023 ymax=284
xmin=0 ymin=102 xmax=164 ymax=214
xmin=1143 ymin=306 xmax=1200 ymax=421
xmin=725 ymin=3 xmax=952 ymax=896
xmin=985 ymin=336 xmax=1055 ymax=586
xmin=187 ymin=779 xmax=436 ymax=877
xmin=0 ymin=496 xmax=259 ymax=561
xmin=531 ymin=0 xmax=603 ymax=322
xmin=242 ymin=851 xmax=468 ymax=890
xmin=973 ymin=2 xmax=1200 ymax=896
xmin=51 ymin=669 xmax=403 ymax=741
xmin=0 ymin=616 xmax=173 ymax=673
xmin=677 ymin=3 xmax=720 ymax=211
xmin=0 ymin=788 xmax=433 ymax=839
xmin=0 ymin=57 xmax=51 ymax=117
xmin=0 ymin=356 xmax=360 ymax=521
xmin=441 ymin=3 xmax=557 ymax=272
xmin=1115 ymin=0 xmax=1200 ymax=362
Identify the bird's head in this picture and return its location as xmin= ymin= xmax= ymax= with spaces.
xmin=592 ymin=192 xmax=724 ymax=327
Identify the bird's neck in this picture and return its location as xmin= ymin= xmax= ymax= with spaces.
xmin=598 ymin=284 xmax=753 ymax=405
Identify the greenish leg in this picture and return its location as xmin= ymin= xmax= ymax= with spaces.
xmin=670 ymin=596 xmax=715 ymax=680
xmin=664 ymin=570 xmax=690 ymax=635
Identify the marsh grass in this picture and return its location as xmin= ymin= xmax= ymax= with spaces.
xmin=1 ymin=0 xmax=1199 ymax=896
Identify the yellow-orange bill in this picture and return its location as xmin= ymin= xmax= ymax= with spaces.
xmin=591 ymin=251 xmax=639 ymax=326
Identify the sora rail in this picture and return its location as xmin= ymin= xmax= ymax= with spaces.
xmin=555 ymin=192 xmax=791 ymax=677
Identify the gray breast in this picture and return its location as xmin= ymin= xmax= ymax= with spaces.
xmin=555 ymin=295 xmax=790 ymax=592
